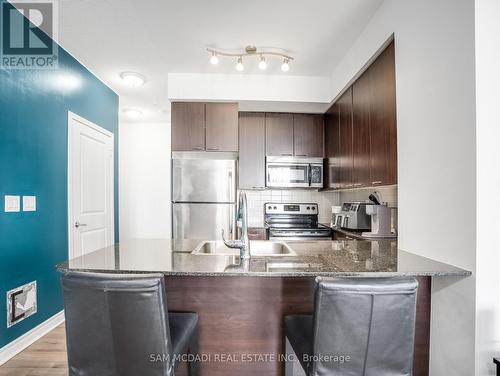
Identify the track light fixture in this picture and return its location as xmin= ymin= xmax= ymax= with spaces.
xmin=207 ymin=45 xmax=293 ymax=72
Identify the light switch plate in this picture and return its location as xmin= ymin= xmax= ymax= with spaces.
xmin=23 ymin=196 xmax=36 ymax=212
xmin=5 ymin=195 xmax=20 ymax=212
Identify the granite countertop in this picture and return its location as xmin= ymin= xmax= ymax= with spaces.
xmin=332 ymin=227 xmax=398 ymax=240
xmin=57 ymin=239 xmax=471 ymax=277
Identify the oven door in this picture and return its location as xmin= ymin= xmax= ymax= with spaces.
xmin=266 ymin=162 xmax=310 ymax=188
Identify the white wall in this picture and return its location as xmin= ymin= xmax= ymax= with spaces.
xmin=329 ymin=0 xmax=476 ymax=373
xmin=119 ymin=122 xmax=171 ymax=240
xmin=168 ymin=73 xmax=331 ymax=113
xmin=475 ymin=0 xmax=500 ymax=374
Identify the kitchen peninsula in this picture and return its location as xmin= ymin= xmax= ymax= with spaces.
xmin=58 ymin=239 xmax=470 ymax=376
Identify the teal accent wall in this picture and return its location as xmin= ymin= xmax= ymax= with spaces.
xmin=0 ymin=2 xmax=119 ymax=348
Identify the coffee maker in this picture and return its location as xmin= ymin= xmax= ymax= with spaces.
xmin=361 ymin=205 xmax=394 ymax=238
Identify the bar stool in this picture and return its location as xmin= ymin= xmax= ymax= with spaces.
xmin=61 ymin=272 xmax=199 ymax=376
xmin=285 ymin=277 xmax=418 ymax=375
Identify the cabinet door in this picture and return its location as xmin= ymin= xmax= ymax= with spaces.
xmin=370 ymin=42 xmax=397 ymax=186
xmin=206 ymin=103 xmax=239 ymax=151
xmin=338 ymin=87 xmax=353 ymax=189
xmin=352 ymin=69 xmax=372 ymax=188
xmin=293 ymin=114 xmax=324 ymax=157
xmin=265 ymin=113 xmax=294 ymax=156
xmin=239 ymin=113 xmax=266 ymax=189
xmin=324 ymin=104 xmax=341 ymax=189
xmin=171 ymin=102 xmax=205 ymax=151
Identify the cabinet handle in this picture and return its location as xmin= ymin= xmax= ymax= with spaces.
xmin=207 ymin=147 xmax=219 ymax=151
xmin=280 ymin=153 xmax=293 ymax=156
xmin=372 ymin=181 xmax=382 ymax=185
xmin=296 ymin=154 xmax=307 ymax=157
xmin=353 ymin=183 xmax=363 ymax=187
xmin=344 ymin=184 xmax=353 ymax=188
xmin=252 ymin=186 xmax=264 ymax=189
xmin=192 ymin=147 xmax=203 ymax=151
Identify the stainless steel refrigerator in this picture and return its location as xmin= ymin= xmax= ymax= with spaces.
xmin=172 ymin=152 xmax=237 ymax=240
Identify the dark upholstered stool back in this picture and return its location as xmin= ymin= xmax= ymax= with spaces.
xmin=62 ymin=272 xmax=174 ymax=376
xmin=311 ymin=277 xmax=418 ymax=375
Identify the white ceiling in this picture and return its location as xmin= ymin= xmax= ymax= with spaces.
xmin=56 ymin=0 xmax=383 ymax=122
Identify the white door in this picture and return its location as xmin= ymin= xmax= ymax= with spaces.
xmin=68 ymin=112 xmax=114 ymax=259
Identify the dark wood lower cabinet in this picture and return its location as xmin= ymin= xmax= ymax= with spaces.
xmin=166 ymin=276 xmax=430 ymax=376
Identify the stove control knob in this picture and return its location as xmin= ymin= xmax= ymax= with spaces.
xmin=268 ymin=206 xmax=272 ymax=210
xmin=273 ymin=206 xmax=277 ymax=210
xmin=311 ymin=207 xmax=316 ymax=211
xmin=306 ymin=206 xmax=310 ymax=210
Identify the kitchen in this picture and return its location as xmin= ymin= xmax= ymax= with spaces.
xmin=171 ymin=41 xmax=397 ymax=244
xmin=1 ymin=0 xmax=499 ymax=375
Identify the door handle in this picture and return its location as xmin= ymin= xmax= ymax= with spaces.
xmin=75 ymin=221 xmax=87 ymax=228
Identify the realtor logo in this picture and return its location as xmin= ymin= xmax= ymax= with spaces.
xmin=1 ymin=0 xmax=58 ymax=69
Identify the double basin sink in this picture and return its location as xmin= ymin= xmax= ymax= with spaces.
xmin=191 ymin=240 xmax=296 ymax=257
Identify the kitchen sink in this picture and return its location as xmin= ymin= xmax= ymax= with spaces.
xmin=191 ymin=240 xmax=295 ymax=257
xmin=250 ymin=241 xmax=295 ymax=256
xmin=192 ymin=241 xmax=239 ymax=256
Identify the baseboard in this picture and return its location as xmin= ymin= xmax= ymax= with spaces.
xmin=0 ymin=310 xmax=65 ymax=366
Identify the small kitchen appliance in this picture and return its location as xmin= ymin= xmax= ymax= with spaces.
xmin=362 ymin=205 xmax=395 ymax=238
xmin=335 ymin=202 xmax=373 ymax=231
xmin=265 ymin=203 xmax=331 ymax=240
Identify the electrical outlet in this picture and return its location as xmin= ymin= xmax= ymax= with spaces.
xmin=7 ymin=281 xmax=37 ymax=328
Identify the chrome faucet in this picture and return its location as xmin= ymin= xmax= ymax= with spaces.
xmin=222 ymin=192 xmax=250 ymax=259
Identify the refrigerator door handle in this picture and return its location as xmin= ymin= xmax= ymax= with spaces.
xmin=228 ymin=170 xmax=234 ymax=202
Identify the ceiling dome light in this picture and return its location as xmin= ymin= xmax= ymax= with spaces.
xmin=123 ymin=108 xmax=143 ymax=118
xmin=210 ymin=52 xmax=219 ymax=65
xmin=236 ymin=56 xmax=244 ymax=72
xmin=258 ymin=55 xmax=267 ymax=70
xmin=281 ymin=59 xmax=290 ymax=72
xmin=120 ymin=72 xmax=146 ymax=87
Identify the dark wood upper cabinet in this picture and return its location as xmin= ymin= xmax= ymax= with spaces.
xmin=324 ymin=40 xmax=397 ymax=191
xmin=171 ymin=102 xmax=205 ymax=151
xmin=338 ymin=87 xmax=353 ymax=189
xmin=293 ymin=114 xmax=324 ymax=157
xmin=324 ymin=104 xmax=341 ymax=189
xmin=206 ymin=103 xmax=239 ymax=151
xmin=265 ymin=113 xmax=294 ymax=156
xmin=369 ymin=41 xmax=397 ymax=186
xmin=239 ymin=113 xmax=266 ymax=189
xmin=352 ymin=68 xmax=372 ymax=188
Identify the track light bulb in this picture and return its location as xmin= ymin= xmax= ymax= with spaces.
xmin=281 ymin=58 xmax=290 ymax=72
xmin=210 ymin=52 xmax=219 ymax=65
xmin=236 ymin=57 xmax=244 ymax=71
xmin=258 ymin=55 xmax=267 ymax=70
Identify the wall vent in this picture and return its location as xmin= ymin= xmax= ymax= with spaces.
xmin=7 ymin=281 xmax=37 ymax=328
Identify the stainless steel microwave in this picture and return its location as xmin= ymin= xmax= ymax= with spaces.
xmin=266 ymin=156 xmax=323 ymax=188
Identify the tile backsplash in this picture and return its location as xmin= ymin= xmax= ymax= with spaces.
xmin=242 ymin=185 xmax=398 ymax=230
xmin=337 ymin=185 xmax=397 ymax=208
xmin=241 ymin=189 xmax=340 ymax=227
